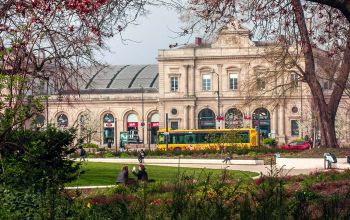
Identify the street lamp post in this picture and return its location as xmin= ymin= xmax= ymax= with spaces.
xmin=46 ymin=78 xmax=49 ymax=127
xmin=212 ymin=69 xmax=221 ymax=129
xmin=140 ymin=85 xmax=145 ymax=145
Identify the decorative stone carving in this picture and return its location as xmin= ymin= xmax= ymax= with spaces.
xmin=212 ymin=18 xmax=255 ymax=48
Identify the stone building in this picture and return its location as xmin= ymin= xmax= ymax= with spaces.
xmin=44 ymin=21 xmax=349 ymax=148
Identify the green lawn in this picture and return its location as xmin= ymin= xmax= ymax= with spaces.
xmin=67 ymin=162 xmax=258 ymax=186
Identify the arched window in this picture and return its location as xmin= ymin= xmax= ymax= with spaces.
xmin=252 ymin=108 xmax=271 ymax=138
xmin=35 ymin=114 xmax=45 ymax=126
xmin=57 ymin=114 xmax=68 ymax=127
xmin=149 ymin=113 xmax=160 ymax=144
xmin=198 ymin=108 xmax=215 ymax=129
xmin=225 ymin=108 xmax=243 ymax=128
xmin=103 ymin=113 xmax=115 ymax=123
xmin=103 ymin=113 xmax=115 ymax=145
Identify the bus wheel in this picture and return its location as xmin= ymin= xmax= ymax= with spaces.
xmin=174 ymin=147 xmax=181 ymax=154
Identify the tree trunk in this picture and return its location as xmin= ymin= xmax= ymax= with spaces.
xmin=311 ymin=93 xmax=338 ymax=148
xmin=292 ymin=0 xmax=350 ymax=148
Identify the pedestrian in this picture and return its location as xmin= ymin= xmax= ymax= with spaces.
xmin=79 ymin=146 xmax=87 ymax=162
xmin=107 ymin=138 xmax=112 ymax=148
xmin=222 ymin=153 xmax=232 ymax=164
xmin=138 ymin=149 xmax=145 ymax=164
xmin=132 ymin=164 xmax=148 ymax=182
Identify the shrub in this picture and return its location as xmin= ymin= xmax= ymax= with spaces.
xmin=83 ymin=143 xmax=98 ymax=148
xmin=248 ymin=151 xmax=257 ymax=159
xmin=118 ymin=152 xmax=130 ymax=158
xmin=263 ymin=138 xmax=277 ymax=148
xmin=102 ymin=151 xmax=116 ymax=158
xmin=0 ymin=125 xmax=80 ymax=192
xmin=0 ymin=125 xmax=81 ymax=219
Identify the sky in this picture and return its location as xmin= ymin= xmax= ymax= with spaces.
xmin=97 ymin=5 xmax=189 ymax=65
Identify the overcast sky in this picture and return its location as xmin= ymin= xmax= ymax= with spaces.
xmin=97 ymin=5 xmax=189 ymax=65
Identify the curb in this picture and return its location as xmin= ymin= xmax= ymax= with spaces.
xmin=65 ymin=185 xmax=115 ymax=189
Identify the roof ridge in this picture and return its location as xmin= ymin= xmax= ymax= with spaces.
xmin=128 ymin=65 xmax=149 ymax=88
xmin=150 ymin=73 xmax=159 ymax=88
xmin=106 ymin=65 xmax=129 ymax=88
xmin=85 ymin=65 xmax=107 ymax=89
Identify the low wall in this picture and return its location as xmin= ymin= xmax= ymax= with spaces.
xmin=276 ymin=158 xmax=350 ymax=169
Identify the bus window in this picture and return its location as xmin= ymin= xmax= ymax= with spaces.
xmin=185 ymin=134 xmax=195 ymax=144
xmin=237 ymin=131 xmax=249 ymax=143
xmin=158 ymin=134 xmax=165 ymax=144
xmin=196 ymin=133 xmax=207 ymax=144
xmin=178 ymin=134 xmax=185 ymax=143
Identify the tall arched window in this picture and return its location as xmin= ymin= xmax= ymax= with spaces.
xmin=103 ymin=113 xmax=115 ymax=145
xmin=225 ymin=108 xmax=243 ymax=128
xmin=126 ymin=113 xmax=139 ymax=143
xmin=252 ymin=108 xmax=271 ymax=138
xmin=149 ymin=113 xmax=159 ymax=144
xmin=198 ymin=108 xmax=215 ymax=129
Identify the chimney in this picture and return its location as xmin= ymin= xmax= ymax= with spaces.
xmin=195 ymin=37 xmax=202 ymax=46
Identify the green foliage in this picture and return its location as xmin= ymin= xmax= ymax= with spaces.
xmin=0 ymin=125 xmax=80 ymax=192
xmin=248 ymin=151 xmax=257 ymax=159
xmin=102 ymin=151 xmax=115 ymax=158
xmin=263 ymin=138 xmax=277 ymax=147
xmin=119 ymin=152 xmax=130 ymax=158
xmin=83 ymin=143 xmax=98 ymax=148
xmin=0 ymin=125 xmax=82 ymax=219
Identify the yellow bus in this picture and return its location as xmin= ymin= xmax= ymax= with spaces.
xmin=157 ymin=128 xmax=258 ymax=151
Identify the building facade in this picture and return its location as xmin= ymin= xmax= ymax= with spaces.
xmin=43 ymin=21 xmax=350 ymax=148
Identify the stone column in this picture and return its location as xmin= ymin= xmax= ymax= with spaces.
xmin=191 ymin=65 xmax=195 ymax=96
xmin=184 ymin=65 xmax=189 ymax=96
xmin=278 ymin=103 xmax=286 ymax=143
xmin=189 ymin=105 xmax=196 ymax=129
xmin=158 ymin=102 xmax=165 ymax=128
xmin=183 ymin=105 xmax=189 ymax=129
xmin=273 ymin=106 xmax=278 ymax=138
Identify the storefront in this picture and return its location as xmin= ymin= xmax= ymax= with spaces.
xmin=127 ymin=113 xmax=139 ymax=143
xmin=103 ymin=113 xmax=115 ymax=145
xmin=149 ymin=113 xmax=159 ymax=144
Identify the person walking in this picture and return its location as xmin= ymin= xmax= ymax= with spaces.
xmin=222 ymin=153 xmax=232 ymax=164
xmin=138 ymin=149 xmax=145 ymax=164
xmin=79 ymin=146 xmax=87 ymax=162
xmin=107 ymin=138 xmax=112 ymax=148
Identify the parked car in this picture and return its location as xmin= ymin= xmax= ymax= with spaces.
xmin=280 ymin=141 xmax=311 ymax=150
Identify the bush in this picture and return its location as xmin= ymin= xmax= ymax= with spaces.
xmin=0 ymin=125 xmax=82 ymax=219
xmin=83 ymin=143 xmax=98 ymax=148
xmin=102 ymin=151 xmax=116 ymax=158
xmin=263 ymin=138 xmax=277 ymax=148
xmin=0 ymin=125 xmax=80 ymax=192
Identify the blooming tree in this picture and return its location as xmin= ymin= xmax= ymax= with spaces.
xmin=0 ymin=0 xmax=153 ymax=151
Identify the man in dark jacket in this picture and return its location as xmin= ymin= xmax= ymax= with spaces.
xmin=132 ymin=165 xmax=148 ymax=182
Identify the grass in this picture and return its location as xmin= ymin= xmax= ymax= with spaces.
xmin=67 ymin=162 xmax=258 ymax=186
